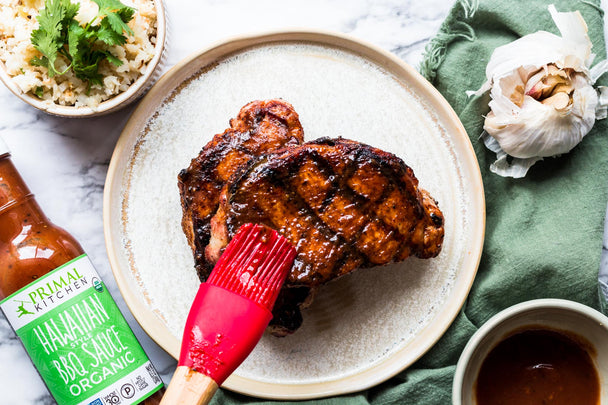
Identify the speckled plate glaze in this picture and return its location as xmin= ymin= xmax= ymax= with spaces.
xmin=103 ymin=30 xmax=485 ymax=400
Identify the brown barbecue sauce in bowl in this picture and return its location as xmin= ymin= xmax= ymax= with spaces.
xmin=475 ymin=327 xmax=600 ymax=405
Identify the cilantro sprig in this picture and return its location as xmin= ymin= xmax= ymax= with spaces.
xmin=30 ymin=0 xmax=135 ymax=90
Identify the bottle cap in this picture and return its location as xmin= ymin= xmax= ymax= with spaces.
xmin=0 ymin=136 xmax=9 ymax=156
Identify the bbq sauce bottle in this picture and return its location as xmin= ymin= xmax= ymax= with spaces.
xmin=0 ymin=139 xmax=164 ymax=405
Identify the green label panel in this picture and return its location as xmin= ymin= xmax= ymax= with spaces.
xmin=0 ymin=255 xmax=162 ymax=405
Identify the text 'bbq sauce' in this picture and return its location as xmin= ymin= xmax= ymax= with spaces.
xmin=0 ymin=139 xmax=164 ymax=404
xmin=475 ymin=327 xmax=600 ymax=405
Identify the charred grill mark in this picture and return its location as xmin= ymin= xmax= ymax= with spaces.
xmin=265 ymin=112 xmax=289 ymax=130
xmin=317 ymin=149 xmax=359 ymax=211
xmin=265 ymin=175 xmax=348 ymax=286
xmin=282 ymin=154 xmax=364 ymax=284
xmin=309 ymin=137 xmax=335 ymax=146
xmin=351 ymin=146 xmax=432 ymax=261
xmin=305 ymin=153 xmax=369 ymax=243
xmin=226 ymin=156 xmax=266 ymax=197
xmin=333 ymin=152 xmax=405 ymax=265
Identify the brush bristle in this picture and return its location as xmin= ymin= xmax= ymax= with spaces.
xmin=206 ymin=223 xmax=296 ymax=311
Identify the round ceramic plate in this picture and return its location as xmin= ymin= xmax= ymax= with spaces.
xmin=103 ymin=30 xmax=485 ymax=400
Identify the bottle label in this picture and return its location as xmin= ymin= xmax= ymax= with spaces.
xmin=0 ymin=254 xmax=163 ymax=405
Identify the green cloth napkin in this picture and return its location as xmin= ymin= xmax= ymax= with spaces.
xmin=212 ymin=1 xmax=608 ymax=403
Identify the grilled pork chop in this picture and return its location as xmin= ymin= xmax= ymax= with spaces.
xmin=207 ymin=137 xmax=444 ymax=335
xmin=178 ymin=100 xmax=304 ymax=280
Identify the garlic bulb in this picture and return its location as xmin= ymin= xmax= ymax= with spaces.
xmin=469 ymin=4 xmax=608 ymax=178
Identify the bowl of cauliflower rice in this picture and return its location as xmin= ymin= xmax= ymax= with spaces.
xmin=0 ymin=0 xmax=166 ymax=116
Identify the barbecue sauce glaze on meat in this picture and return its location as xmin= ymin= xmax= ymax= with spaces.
xmin=178 ymin=100 xmax=304 ymax=281
xmin=208 ymin=137 xmax=444 ymax=284
xmin=179 ymin=101 xmax=444 ymax=336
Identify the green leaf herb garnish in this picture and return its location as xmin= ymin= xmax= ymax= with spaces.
xmin=30 ymin=0 xmax=135 ymax=87
xmin=33 ymin=86 xmax=45 ymax=98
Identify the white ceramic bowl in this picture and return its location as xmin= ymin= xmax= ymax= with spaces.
xmin=0 ymin=0 xmax=167 ymax=117
xmin=453 ymin=298 xmax=608 ymax=404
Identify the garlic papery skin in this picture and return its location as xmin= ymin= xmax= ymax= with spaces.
xmin=470 ymin=4 xmax=608 ymax=178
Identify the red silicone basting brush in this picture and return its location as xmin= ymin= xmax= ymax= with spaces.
xmin=160 ymin=223 xmax=296 ymax=405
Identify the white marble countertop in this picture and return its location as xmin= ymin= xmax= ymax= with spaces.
xmin=1 ymin=0 xmax=607 ymax=404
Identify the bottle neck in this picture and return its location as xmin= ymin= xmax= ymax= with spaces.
xmin=0 ymin=153 xmax=35 ymax=214
xmin=0 ymin=154 xmax=49 ymax=243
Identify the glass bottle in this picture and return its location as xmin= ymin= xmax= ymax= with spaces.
xmin=0 ymin=138 xmax=164 ymax=404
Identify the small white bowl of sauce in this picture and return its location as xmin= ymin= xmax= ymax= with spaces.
xmin=453 ymin=299 xmax=608 ymax=405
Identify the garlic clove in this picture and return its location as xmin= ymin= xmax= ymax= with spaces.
xmin=541 ymin=91 xmax=571 ymax=110
xmin=525 ymin=65 xmax=573 ymax=100
xmin=551 ymin=82 xmax=574 ymax=96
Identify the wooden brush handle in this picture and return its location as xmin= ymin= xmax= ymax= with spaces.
xmin=160 ymin=366 xmax=219 ymax=405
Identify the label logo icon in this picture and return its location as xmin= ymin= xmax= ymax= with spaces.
xmin=92 ymin=278 xmax=104 ymax=293
xmin=15 ymin=299 xmax=34 ymax=317
xmin=120 ymin=383 xmax=135 ymax=399
xmin=104 ymin=391 xmax=121 ymax=404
